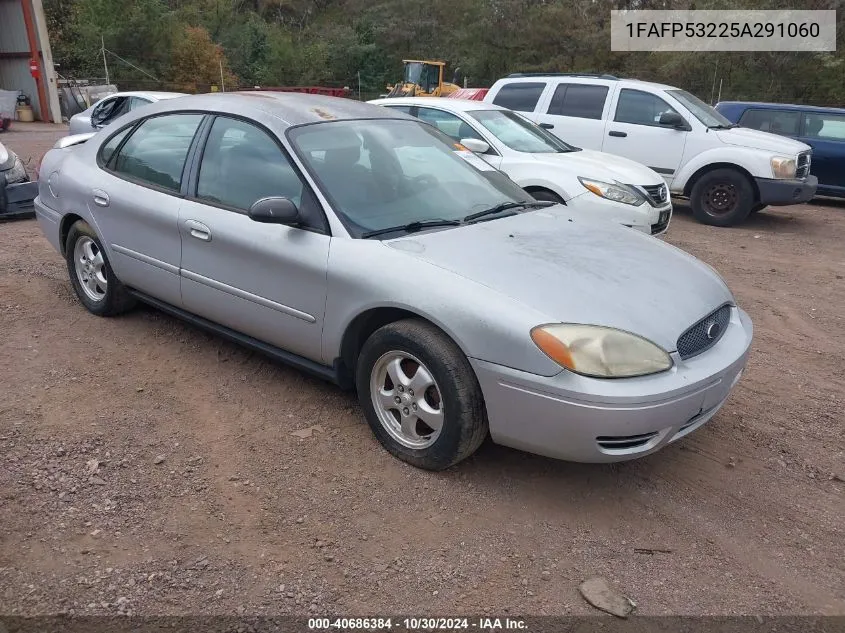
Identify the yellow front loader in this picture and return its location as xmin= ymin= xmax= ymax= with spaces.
xmin=386 ymin=60 xmax=461 ymax=98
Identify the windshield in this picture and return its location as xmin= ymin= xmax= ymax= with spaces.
xmin=288 ymin=119 xmax=531 ymax=238
xmin=667 ymin=89 xmax=733 ymax=128
xmin=468 ymin=109 xmax=575 ymax=153
xmin=404 ymin=63 xmax=424 ymax=84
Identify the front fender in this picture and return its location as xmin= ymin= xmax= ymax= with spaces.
xmin=672 ymin=147 xmax=772 ymax=193
xmin=322 ymin=239 xmax=563 ymax=377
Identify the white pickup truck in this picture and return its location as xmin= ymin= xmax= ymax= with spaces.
xmin=484 ymin=74 xmax=817 ymax=226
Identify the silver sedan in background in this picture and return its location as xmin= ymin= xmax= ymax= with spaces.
xmin=35 ymin=93 xmax=752 ymax=470
xmin=68 ymin=91 xmax=186 ymax=135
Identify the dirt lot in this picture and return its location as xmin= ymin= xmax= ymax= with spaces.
xmin=1 ymin=125 xmax=843 ymax=618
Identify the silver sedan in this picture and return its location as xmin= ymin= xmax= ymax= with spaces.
xmin=35 ymin=93 xmax=752 ymax=470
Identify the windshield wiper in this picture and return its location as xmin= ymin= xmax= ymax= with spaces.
xmin=463 ymin=200 xmax=554 ymax=223
xmin=361 ymin=219 xmax=462 ymax=239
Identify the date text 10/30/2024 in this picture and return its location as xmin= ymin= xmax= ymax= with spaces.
xmin=308 ymin=617 xmax=528 ymax=630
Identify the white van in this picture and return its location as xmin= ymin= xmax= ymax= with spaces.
xmin=484 ymin=74 xmax=817 ymax=226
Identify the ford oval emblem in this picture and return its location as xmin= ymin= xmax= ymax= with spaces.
xmin=706 ymin=321 xmax=721 ymax=340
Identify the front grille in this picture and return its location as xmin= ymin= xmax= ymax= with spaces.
xmin=796 ymin=152 xmax=811 ymax=179
xmin=596 ymin=431 xmax=659 ymax=451
xmin=676 ymin=304 xmax=731 ymax=360
xmin=640 ymin=183 xmax=668 ymax=207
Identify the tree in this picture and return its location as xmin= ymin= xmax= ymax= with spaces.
xmin=169 ymin=25 xmax=238 ymax=88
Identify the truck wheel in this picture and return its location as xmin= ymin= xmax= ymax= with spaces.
xmin=690 ymin=169 xmax=754 ymax=227
xmin=356 ymin=319 xmax=488 ymax=470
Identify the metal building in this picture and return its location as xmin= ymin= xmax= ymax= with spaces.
xmin=0 ymin=0 xmax=61 ymax=123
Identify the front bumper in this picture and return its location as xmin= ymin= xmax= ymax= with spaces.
xmin=570 ymin=191 xmax=672 ymax=236
xmin=0 ymin=176 xmax=38 ymax=218
xmin=756 ymin=175 xmax=817 ymax=206
xmin=471 ymin=307 xmax=752 ymax=463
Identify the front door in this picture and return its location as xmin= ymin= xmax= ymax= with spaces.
xmin=602 ymin=88 xmax=688 ymax=185
xmin=798 ymin=111 xmax=845 ymax=196
xmin=178 ymin=115 xmax=331 ymax=362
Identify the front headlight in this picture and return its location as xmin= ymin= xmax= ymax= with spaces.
xmin=530 ymin=324 xmax=673 ymax=378
xmin=578 ymin=177 xmax=645 ymax=206
xmin=770 ymin=156 xmax=796 ymax=179
xmin=4 ymin=157 xmax=28 ymax=184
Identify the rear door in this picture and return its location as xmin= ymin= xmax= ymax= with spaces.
xmin=796 ymin=111 xmax=845 ymax=196
xmin=602 ymin=88 xmax=688 ymax=183
xmin=93 ymin=112 xmax=205 ymax=306
xmin=533 ymin=82 xmax=610 ymax=150
xmin=178 ymin=115 xmax=331 ymax=361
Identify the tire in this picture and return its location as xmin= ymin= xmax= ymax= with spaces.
xmin=528 ymin=188 xmax=565 ymax=205
xmin=355 ymin=319 xmax=488 ymax=470
xmin=690 ymin=168 xmax=754 ymax=227
xmin=750 ymin=203 xmax=767 ymax=214
xmin=65 ymin=220 xmax=136 ymax=316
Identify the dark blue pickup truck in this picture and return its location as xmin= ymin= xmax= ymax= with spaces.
xmin=715 ymin=101 xmax=845 ymax=199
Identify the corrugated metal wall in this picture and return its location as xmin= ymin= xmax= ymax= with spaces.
xmin=0 ymin=0 xmax=46 ymax=119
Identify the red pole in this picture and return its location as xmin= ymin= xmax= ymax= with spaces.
xmin=20 ymin=0 xmax=50 ymax=122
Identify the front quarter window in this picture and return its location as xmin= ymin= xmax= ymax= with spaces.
xmin=288 ymin=119 xmax=529 ymax=237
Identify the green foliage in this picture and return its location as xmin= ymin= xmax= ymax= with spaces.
xmin=44 ymin=0 xmax=845 ymax=105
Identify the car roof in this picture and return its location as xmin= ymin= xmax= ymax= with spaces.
xmin=716 ymin=101 xmax=845 ymax=114
xmin=369 ymin=97 xmax=505 ymax=113
xmin=142 ymin=92 xmax=414 ymax=126
xmin=492 ymin=75 xmax=676 ymax=92
xmin=108 ymin=91 xmax=187 ymax=100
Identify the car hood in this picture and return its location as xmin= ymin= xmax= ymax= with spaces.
xmin=715 ymin=127 xmax=810 ymax=154
xmin=385 ymin=208 xmax=733 ymax=352
xmin=0 ymin=141 xmax=11 ymax=168
xmin=530 ymin=148 xmax=664 ymax=185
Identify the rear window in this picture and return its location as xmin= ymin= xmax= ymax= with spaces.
xmin=547 ymin=84 xmax=608 ymax=119
xmin=492 ymin=82 xmax=546 ymax=113
xmin=738 ymin=108 xmax=801 ymax=136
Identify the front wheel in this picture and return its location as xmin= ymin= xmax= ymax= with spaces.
xmin=690 ymin=169 xmax=754 ymax=227
xmin=356 ymin=319 xmax=488 ymax=470
xmin=65 ymin=220 xmax=136 ymax=316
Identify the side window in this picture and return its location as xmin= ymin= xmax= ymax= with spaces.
xmin=803 ymin=113 xmax=845 ymax=140
xmin=128 ymin=97 xmax=152 ymax=111
xmin=197 ymin=117 xmax=305 ymax=212
xmin=383 ymin=105 xmax=413 ymax=115
xmin=547 ymin=84 xmax=608 ymax=119
xmin=738 ymin=108 xmax=800 ymax=136
xmin=99 ymin=126 xmax=133 ymax=166
xmin=110 ymin=113 xmax=203 ymax=191
xmin=614 ymin=89 xmax=680 ymax=127
xmin=414 ymin=108 xmax=483 ymax=143
xmin=492 ymin=82 xmax=546 ymax=112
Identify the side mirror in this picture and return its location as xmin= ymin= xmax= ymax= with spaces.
xmin=248 ymin=197 xmax=300 ymax=225
xmin=460 ymin=138 xmax=491 ymax=154
xmin=659 ymin=111 xmax=688 ymax=129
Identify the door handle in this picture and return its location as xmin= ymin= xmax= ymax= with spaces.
xmin=539 ymin=122 xmax=555 ymax=130
xmin=608 ymin=131 xmax=627 ymax=138
xmin=185 ymin=219 xmax=212 ymax=242
xmin=92 ymin=189 xmax=110 ymax=207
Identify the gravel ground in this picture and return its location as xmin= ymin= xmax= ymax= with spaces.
xmin=0 ymin=125 xmax=843 ymax=618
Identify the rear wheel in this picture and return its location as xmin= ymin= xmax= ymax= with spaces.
xmin=690 ymin=169 xmax=754 ymax=227
xmin=356 ymin=319 xmax=488 ymax=470
xmin=65 ymin=220 xmax=135 ymax=316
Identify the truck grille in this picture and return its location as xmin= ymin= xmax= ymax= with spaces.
xmin=676 ymin=304 xmax=731 ymax=360
xmin=640 ymin=183 xmax=668 ymax=207
xmin=796 ymin=152 xmax=811 ymax=179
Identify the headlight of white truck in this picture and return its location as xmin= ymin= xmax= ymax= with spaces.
xmin=770 ymin=156 xmax=797 ymax=179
